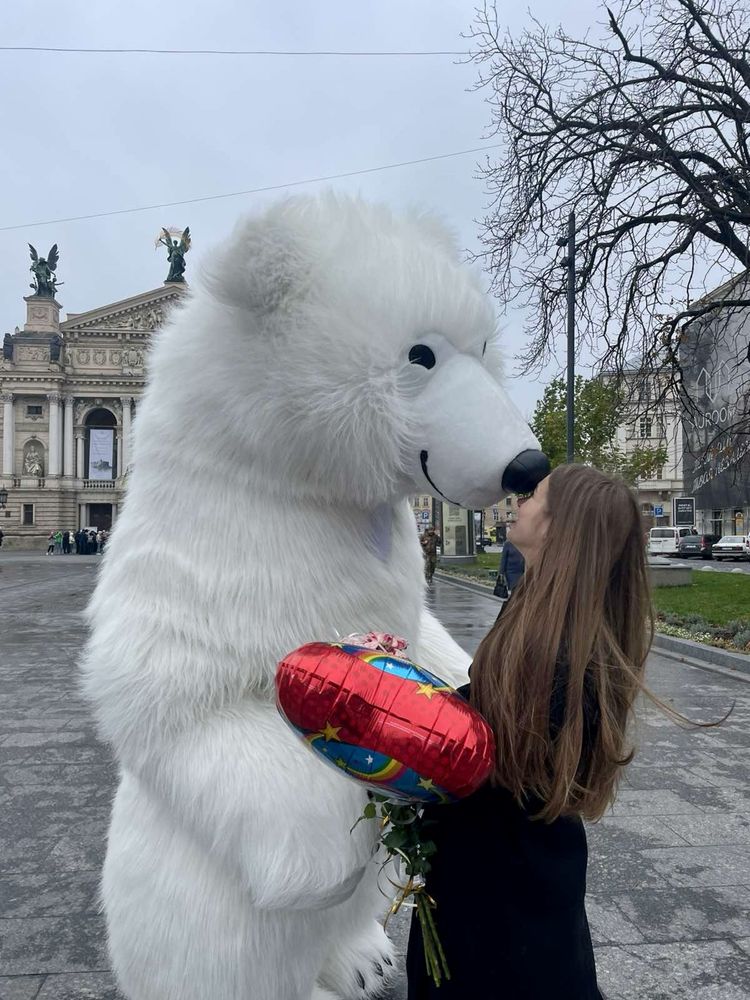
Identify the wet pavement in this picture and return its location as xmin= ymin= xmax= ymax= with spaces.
xmin=0 ymin=554 xmax=748 ymax=999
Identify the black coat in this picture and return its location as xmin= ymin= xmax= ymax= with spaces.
xmin=407 ymin=682 xmax=603 ymax=1000
xmin=499 ymin=540 xmax=525 ymax=591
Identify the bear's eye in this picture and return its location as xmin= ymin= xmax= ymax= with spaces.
xmin=408 ymin=345 xmax=436 ymax=369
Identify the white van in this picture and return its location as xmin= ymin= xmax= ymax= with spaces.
xmin=648 ymin=526 xmax=697 ymax=557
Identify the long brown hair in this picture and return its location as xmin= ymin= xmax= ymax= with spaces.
xmin=470 ymin=464 xmax=653 ymax=823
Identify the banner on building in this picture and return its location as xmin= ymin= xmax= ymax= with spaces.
xmin=88 ymin=428 xmax=114 ymax=480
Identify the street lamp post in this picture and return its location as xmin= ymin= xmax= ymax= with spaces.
xmin=557 ymin=211 xmax=577 ymax=463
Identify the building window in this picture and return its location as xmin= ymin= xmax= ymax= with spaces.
xmin=22 ymin=503 xmax=34 ymax=525
xmin=505 ymin=497 xmax=513 ymax=508
xmin=639 ymin=417 xmax=652 ymax=439
xmin=655 ymin=468 xmax=664 ymax=481
xmin=26 ymin=405 xmax=42 ymax=417
xmin=492 ymin=507 xmax=499 ymax=521
xmin=710 ymin=509 xmax=722 ymax=536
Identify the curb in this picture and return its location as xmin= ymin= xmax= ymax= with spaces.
xmin=650 ymin=632 xmax=750 ymax=681
xmin=434 ymin=572 xmax=499 ymax=600
xmin=435 ymin=572 xmax=750 ymax=683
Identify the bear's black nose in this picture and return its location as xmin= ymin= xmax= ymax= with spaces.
xmin=501 ymin=450 xmax=551 ymax=494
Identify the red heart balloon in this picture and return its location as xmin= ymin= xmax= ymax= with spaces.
xmin=276 ymin=642 xmax=495 ymax=803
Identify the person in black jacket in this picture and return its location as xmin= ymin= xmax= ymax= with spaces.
xmin=493 ymin=538 xmax=525 ymax=598
xmin=408 ymin=465 xmax=653 ymax=1000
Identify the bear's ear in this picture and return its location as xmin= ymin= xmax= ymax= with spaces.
xmin=201 ymin=213 xmax=311 ymax=315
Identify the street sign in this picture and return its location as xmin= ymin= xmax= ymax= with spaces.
xmin=653 ymin=506 xmax=664 ymax=517
xmin=673 ymin=497 xmax=696 ymax=526
xmin=421 ymin=510 xmax=430 ymax=521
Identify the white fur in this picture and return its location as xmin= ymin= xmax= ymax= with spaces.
xmin=80 ymin=193 xmax=540 ymax=1000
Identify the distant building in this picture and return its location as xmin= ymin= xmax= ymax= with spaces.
xmin=679 ymin=274 xmax=750 ymax=536
xmin=410 ymin=493 xmax=515 ymax=552
xmin=409 ymin=494 xmax=435 ymax=534
xmin=0 ymin=281 xmax=186 ymax=549
xmin=610 ymin=367 xmax=685 ymax=525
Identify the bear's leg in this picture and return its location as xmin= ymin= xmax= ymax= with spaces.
xmin=317 ymin=865 xmax=397 ymax=998
xmin=104 ymin=779 xmax=339 ymax=1000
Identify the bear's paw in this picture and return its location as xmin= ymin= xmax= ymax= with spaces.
xmin=318 ymin=919 xmax=397 ymax=998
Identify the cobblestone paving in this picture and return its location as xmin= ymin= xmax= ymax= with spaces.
xmin=0 ymin=554 xmax=748 ymax=999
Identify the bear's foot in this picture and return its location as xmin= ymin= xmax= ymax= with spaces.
xmin=318 ymin=919 xmax=396 ymax=998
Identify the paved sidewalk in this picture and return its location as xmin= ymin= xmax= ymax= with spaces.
xmin=0 ymin=556 xmax=748 ymax=999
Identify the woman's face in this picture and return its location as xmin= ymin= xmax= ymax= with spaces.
xmin=507 ymin=474 xmax=551 ymax=564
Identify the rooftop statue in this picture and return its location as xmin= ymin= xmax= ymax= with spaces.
xmin=28 ymin=244 xmax=61 ymax=298
xmin=157 ymin=226 xmax=191 ymax=283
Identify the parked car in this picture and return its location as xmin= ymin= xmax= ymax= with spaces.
xmin=711 ymin=535 xmax=750 ymax=561
xmin=475 ymin=535 xmax=492 ymax=548
xmin=648 ymin=526 xmax=697 ymax=557
xmin=677 ymin=533 xmax=721 ymax=560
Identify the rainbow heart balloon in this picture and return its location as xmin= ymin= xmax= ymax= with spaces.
xmin=276 ymin=641 xmax=495 ymax=804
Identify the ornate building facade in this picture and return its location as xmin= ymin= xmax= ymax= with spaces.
xmin=0 ymin=282 xmax=186 ymax=549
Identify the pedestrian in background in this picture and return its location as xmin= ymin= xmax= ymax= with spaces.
xmin=420 ymin=526 xmax=440 ymax=584
xmin=0 ymin=528 xmax=3 ymax=548
xmin=47 ymin=531 xmax=55 ymax=555
xmin=89 ymin=530 xmax=98 ymax=555
xmin=408 ymin=465 xmax=654 ymax=999
xmin=53 ymin=529 xmax=63 ymax=555
xmin=493 ymin=538 xmax=525 ymax=600
xmin=62 ymin=529 xmax=70 ymax=555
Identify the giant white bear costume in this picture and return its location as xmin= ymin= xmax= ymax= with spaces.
xmin=81 ymin=194 xmax=547 ymax=1000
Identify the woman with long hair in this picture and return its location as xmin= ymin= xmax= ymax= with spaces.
xmin=407 ymin=464 xmax=654 ymax=999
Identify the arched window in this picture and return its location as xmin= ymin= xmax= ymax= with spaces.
xmin=84 ymin=408 xmax=118 ymax=481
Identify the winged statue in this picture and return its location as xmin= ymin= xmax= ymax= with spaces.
xmin=28 ymin=243 xmax=61 ymax=297
xmin=157 ymin=226 xmax=191 ymax=283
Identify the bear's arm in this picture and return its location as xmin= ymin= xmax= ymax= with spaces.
xmin=417 ymin=607 xmax=471 ymax=688
xmin=81 ymin=635 xmax=373 ymax=911
xmin=139 ymin=709 xmax=373 ymax=911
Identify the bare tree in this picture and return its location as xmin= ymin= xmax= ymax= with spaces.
xmin=468 ymin=0 xmax=750 ymax=420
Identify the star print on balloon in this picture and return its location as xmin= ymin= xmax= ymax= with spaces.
xmin=276 ymin=639 xmax=495 ymax=804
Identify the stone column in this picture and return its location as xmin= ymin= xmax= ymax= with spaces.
xmin=76 ymin=432 xmax=85 ymax=480
xmin=47 ymin=392 xmax=61 ymax=477
xmin=121 ymin=396 xmax=132 ymax=475
xmin=63 ymin=395 xmax=75 ymax=478
xmin=1 ymin=393 xmax=14 ymax=477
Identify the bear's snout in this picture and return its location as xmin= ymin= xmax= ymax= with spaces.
xmin=502 ymin=449 xmax=551 ymax=494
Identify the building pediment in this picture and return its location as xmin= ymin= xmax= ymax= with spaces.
xmin=61 ymin=284 xmax=186 ymax=334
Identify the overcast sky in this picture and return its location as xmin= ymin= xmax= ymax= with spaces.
xmin=0 ymin=0 xmax=607 ymax=417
